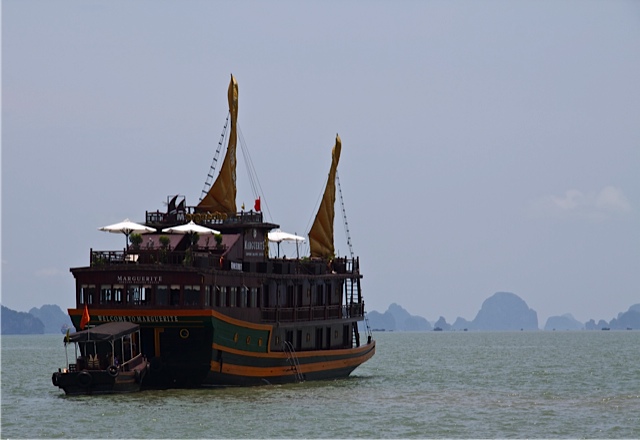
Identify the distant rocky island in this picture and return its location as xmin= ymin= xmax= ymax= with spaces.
xmin=2 ymin=295 xmax=639 ymax=334
xmin=1 ymin=304 xmax=72 ymax=335
xmin=365 ymin=292 xmax=640 ymax=332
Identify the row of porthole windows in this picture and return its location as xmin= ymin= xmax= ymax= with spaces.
xmin=232 ymin=332 xmax=263 ymax=347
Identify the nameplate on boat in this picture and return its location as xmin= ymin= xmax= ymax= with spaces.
xmin=244 ymin=239 xmax=264 ymax=258
xmin=95 ymin=315 xmax=179 ymax=323
xmin=230 ymin=261 xmax=243 ymax=271
xmin=116 ymin=275 xmax=163 ymax=284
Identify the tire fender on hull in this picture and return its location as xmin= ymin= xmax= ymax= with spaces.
xmin=77 ymin=371 xmax=92 ymax=387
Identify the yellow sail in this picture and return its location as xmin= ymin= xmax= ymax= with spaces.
xmin=309 ymin=135 xmax=341 ymax=259
xmin=197 ymin=74 xmax=238 ymax=214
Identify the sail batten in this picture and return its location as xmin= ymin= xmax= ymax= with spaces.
xmin=197 ymin=74 xmax=238 ymax=214
xmin=309 ymin=135 xmax=341 ymax=259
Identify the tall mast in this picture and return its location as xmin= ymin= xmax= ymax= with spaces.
xmin=308 ymin=135 xmax=341 ymax=259
xmin=197 ymin=74 xmax=239 ymax=215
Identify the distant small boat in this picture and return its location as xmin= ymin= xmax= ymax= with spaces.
xmin=601 ymin=327 xmax=610 ymax=331
xmin=433 ymin=327 xmax=443 ymax=331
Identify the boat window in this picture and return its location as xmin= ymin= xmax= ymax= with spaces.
xmin=80 ymin=285 xmax=95 ymax=305
xmin=170 ymin=285 xmax=180 ymax=306
xmin=218 ymin=286 xmax=226 ymax=307
xmin=286 ymin=285 xmax=294 ymax=307
xmin=204 ymin=286 xmax=211 ymax=306
xmin=128 ymin=285 xmax=140 ymax=305
xmin=114 ymin=285 xmax=124 ymax=304
xmin=141 ymin=285 xmax=150 ymax=305
xmin=296 ymin=285 xmax=303 ymax=307
xmin=127 ymin=285 xmax=149 ymax=305
xmin=184 ymin=285 xmax=200 ymax=306
xmin=249 ymin=287 xmax=258 ymax=308
xmin=240 ymin=286 xmax=248 ymax=307
xmin=229 ymin=287 xmax=237 ymax=307
xmin=156 ymin=285 xmax=169 ymax=305
xmin=100 ymin=285 xmax=112 ymax=304
xmin=314 ymin=284 xmax=325 ymax=306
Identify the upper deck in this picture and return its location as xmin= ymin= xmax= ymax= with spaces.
xmin=82 ymin=202 xmax=360 ymax=279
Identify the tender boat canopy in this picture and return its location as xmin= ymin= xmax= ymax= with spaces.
xmin=309 ymin=135 xmax=341 ymax=259
xmin=197 ymin=74 xmax=239 ymax=215
xmin=65 ymin=322 xmax=140 ymax=343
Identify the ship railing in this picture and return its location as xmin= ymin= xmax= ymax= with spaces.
xmin=146 ymin=209 xmax=263 ymax=227
xmin=90 ymin=248 xmax=225 ymax=268
xmin=261 ymin=304 xmax=362 ymax=323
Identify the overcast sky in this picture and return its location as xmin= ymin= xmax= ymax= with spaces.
xmin=2 ymin=0 xmax=639 ymax=325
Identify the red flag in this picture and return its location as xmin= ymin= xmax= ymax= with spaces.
xmin=254 ymin=197 xmax=261 ymax=212
xmin=80 ymin=304 xmax=90 ymax=330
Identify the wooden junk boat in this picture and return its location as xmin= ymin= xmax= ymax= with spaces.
xmin=52 ymin=322 xmax=149 ymax=395
xmin=63 ymin=75 xmax=375 ymax=388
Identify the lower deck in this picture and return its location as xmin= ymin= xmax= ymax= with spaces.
xmin=67 ymin=307 xmax=374 ymax=387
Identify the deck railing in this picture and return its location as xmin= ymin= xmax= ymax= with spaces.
xmin=90 ymin=249 xmax=224 ymax=268
xmin=260 ymin=303 xmax=363 ymax=323
xmin=90 ymin=249 xmax=360 ymax=275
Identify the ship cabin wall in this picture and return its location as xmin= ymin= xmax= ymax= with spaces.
xmin=73 ymin=272 xmax=354 ymax=315
xmin=271 ymin=321 xmax=357 ymax=351
xmin=263 ymin=277 xmax=344 ymax=308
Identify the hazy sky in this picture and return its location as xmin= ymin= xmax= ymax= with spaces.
xmin=2 ymin=1 xmax=639 ymax=326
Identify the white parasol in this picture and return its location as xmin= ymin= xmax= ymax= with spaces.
xmin=99 ymin=218 xmax=156 ymax=249
xmin=161 ymin=221 xmax=220 ymax=235
xmin=268 ymin=230 xmax=305 ymax=258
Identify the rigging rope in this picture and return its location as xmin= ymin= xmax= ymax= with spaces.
xmin=336 ymin=171 xmax=355 ymax=259
xmin=199 ymin=113 xmax=230 ymax=202
xmin=238 ymin=124 xmax=272 ymax=221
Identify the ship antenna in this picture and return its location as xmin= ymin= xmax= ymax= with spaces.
xmin=336 ymin=171 xmax=354 ymax=259
xmin=200 ymin=113 xmax=230 ymax=202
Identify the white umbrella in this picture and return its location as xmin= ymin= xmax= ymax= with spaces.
xmin=99 ymin=218 xmax=156 ymax=249
xmin=162 ymin=221 xmax=220 ymax=235
xmin=268 ymin=230 xmax=305 ymax=258
xmin=162 ymin=221 xmax=221 ymax=250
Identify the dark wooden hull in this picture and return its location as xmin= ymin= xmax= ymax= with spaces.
xmin=52 ymin=366 xmax=148 ymax=395
xmin=204 ymin=341 xmax=376 ymax=386
xmin=68 ymin=308 xmax=375 ymax=388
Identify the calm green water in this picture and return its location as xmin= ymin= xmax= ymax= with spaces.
xmin=2 ymin=331 xmax=639 ymax=438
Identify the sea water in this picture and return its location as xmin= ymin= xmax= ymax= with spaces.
xmin=1 ymin=331 xmax=639 ymax=438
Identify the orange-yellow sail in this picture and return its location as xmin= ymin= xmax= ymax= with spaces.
xmin=309 ymin=135 xmax=341 ymax=259
xmin=197 ymin=74 xmax=238 ymax=214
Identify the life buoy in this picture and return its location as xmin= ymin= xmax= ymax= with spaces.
xmin=77 ymin=371 xmax=92 ymax=387
xmin=107 ymin=365 xmax=119 ymax=377
xmin=179 ymin=328 xmax=189 ymax=339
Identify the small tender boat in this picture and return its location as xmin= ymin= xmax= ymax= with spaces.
xmin=52 ymin=322 xmax=149 ymax=395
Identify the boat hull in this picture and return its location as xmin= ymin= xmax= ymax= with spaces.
xmin=52 ymin=367 xmax=148 ymax=395
xmin=69 ymin=308 xmax=375 ymax=388
xmin=204 ymin=340 xmax=376 ymax=386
